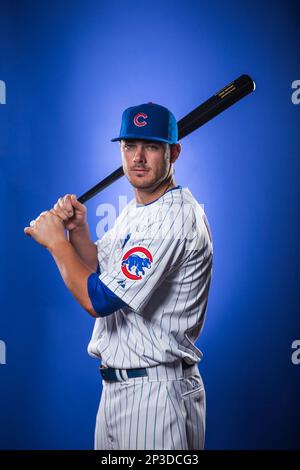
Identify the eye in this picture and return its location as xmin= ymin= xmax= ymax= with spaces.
xmin=147 ymin=145 xmax=159 ymax=150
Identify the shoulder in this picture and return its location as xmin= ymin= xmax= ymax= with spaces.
xmin=139 ymin=188 xmax=196 ymax=241
xmin=167 ymin=187 xmax=213 ymax=245
xmin=159 ymin=186 xmax=198 ymax=226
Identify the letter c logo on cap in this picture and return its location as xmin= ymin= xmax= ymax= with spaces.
xmin=133 ymin=113 xmax=148 ymax=127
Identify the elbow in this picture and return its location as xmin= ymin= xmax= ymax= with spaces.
xmin=87 ymin=307 xmax=99 ymax=318
xmin=85 ymin=299 xmax=99 ymax=318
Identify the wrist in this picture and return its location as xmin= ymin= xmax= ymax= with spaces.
xmin=47 ymin=238 xmax=70 ymax=255
xmin=69 ymin=222 xmax=88 ymax=235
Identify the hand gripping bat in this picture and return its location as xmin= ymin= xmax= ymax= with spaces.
xmin=78 ymin=74 xmax=255 ymax=204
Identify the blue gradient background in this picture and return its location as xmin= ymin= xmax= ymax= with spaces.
xmin=0 ymin=0 xmax=299 ymax=449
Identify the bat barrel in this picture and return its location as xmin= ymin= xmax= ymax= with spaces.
xmin=178 ymin=74 xmax=255 ymax=139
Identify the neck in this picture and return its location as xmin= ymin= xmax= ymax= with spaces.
xmin=135 ymin=176 xmax=177 ymax=205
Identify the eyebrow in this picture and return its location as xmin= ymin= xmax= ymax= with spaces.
xmin=123 ymin=140 xmax=162 ymax=145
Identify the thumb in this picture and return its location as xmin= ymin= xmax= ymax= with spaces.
xmin=71 ymin=194 xmax=85 ymax=210
xmin=24 ymin=226 xmax=33 ymax=237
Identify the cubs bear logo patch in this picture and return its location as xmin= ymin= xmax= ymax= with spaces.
xmin=121 ymin=246 xmax=153 ymax=280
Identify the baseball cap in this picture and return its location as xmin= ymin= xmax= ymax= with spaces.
xmin=111 ymin=102 xmax=178 ymax=144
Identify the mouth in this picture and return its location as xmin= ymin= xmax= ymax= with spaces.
xmin=132 ymin=168 xmax=148 ymax=173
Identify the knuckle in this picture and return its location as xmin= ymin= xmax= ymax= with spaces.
xmin=51 ymin=209 xmax=62 ymax=218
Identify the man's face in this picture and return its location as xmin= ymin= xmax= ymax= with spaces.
xmin=120 ymin=139 xmax=172 ymax=190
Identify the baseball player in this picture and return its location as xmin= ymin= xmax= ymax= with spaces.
xmin=24 ymin=102 xmax=213 ymax=450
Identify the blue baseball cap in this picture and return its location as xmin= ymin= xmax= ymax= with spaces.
xmin=111 ymin=102 xmax=178 ymax=144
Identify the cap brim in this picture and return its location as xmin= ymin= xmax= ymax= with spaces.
xmin=111 ymin=134 xmax=176 ymax=144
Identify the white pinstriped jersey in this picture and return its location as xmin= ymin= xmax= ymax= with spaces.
xmin=87 ymin=186 xmax=213 ymax=369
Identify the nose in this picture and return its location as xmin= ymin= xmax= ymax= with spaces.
xmin=133 ymin=144 xmax=146 ymax=163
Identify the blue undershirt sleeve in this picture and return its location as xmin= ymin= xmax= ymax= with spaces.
xmin=87 ymin=272 xmax=128 ymax=317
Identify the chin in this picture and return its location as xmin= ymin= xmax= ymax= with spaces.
xmin=130 ymin=180 xmax=154 ymax=189
xmin=127 ymin=174 xmax=153 ymax=188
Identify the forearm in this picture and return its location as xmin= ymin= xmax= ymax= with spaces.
xmin=48 ymin=239 xmax=97 ymax=317
xmin=67 ymin=223 xmax=98 ymax=271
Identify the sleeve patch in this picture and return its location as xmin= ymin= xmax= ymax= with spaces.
xmin=121 ymin=246 xmax=153 ymax=280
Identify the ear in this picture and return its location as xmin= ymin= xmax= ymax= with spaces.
xmin=170 ymin=143 xmax=181 ymax=164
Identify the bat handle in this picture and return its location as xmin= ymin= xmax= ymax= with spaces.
xmin=78 ymin=166 xmax=124 ymax=204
